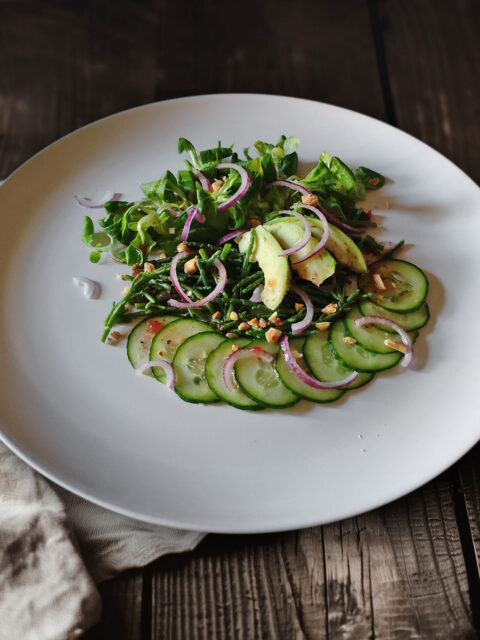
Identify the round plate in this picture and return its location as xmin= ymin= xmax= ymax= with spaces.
xmin=1 ymin=94 xmax=479 ymax=533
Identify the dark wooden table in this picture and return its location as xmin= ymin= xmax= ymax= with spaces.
xmin=2 ymin=1 xmax=480 ymax=637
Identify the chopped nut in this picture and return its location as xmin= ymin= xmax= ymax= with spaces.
xmin=211 ymin=311 xmax=221 ymax=320
xmin=248 ymin=317 xmax=260 ymax=327
xmin=249 ymin=216 xmax=261 ymax=228
xmin=384 ymin=338 xmax=407 ymax=354
xmin=321 ymin=303 xmax=338 ymax=314
xmin=144 ymin=262 xmax=155 ymax=273
xmin=186 ymin=290 xmax=193 ymax=297
xmin=177 ymin=242 xmax=188 ymax=252
xmin=265 ymin=327 xmax=282 ymax=344
xmin=315 ymin=321 xmax=331 ymax=331
xmin=294 ymin=302 xmax=304 ymax=312
xmin=109 ymin=331 xmax=124 ymax=342
xmin=159 ymin=252 xmax=167 ymax=259
xmin=301 ymin=193 xmax=319 ymax=207
xmin=222 ymin=175 xmax=227 ymax=182
xmin=229 ymin=311 xmax=239 ymax=321
xmin=231 ymin=344 xmax=239 ymax=352
xmin=273 ymin=317 xmax=283 ymax=326
xmin=268 ymin=311 xmax=278 ymax=322
xmin=116 ymin=273 xmax=125 ymax=280
xmin=343 ymin=336 xmax=357 ymax=345
xmin=226 ymin=332 xmax=238 ymax=339
xmin=211 ymin=179 xmax=224 ymax=192
xmin=122 ymin=286 xmax=131 ymax=296
xmin=373 ymin=273 xmax=386 ymax=291
xmin=168 ymin=227 xmax=175 ymax=234
xmin=292 ymin=349 xmax=303 ymax=359
xmin=238 ymin=322 xmax=250 ymax=331
xmin=259 ymin=318 xmax=267 ymax=328
xmin=184 ymin=256 xmax=198 ymax=274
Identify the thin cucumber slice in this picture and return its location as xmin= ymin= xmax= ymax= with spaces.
xmin=149 ymin=318 xmax=211 ymax=383
xmin=127 ymin=315 xmax=177 ymax=371
xmin=205 ymin=338 xmax=263 ymax=410
xmin=234 ymin=339 xmax=299 ymax=408
xmin=303 ymin=330 xmax=373 ymax=390
xmin=359 ymin=299 xmax=430 ymax=332
xmin=329 ymin=319 xmax=402 ymax=372
xmin=359 ymin=259 xmax=428 ymax=312
xmin=344 ymin=306 xmax=417 ymax=355
xmin=173 ymin=332 xmax=224 ymax=403
xmin=275 ymin=337 xmax=344 ymax=403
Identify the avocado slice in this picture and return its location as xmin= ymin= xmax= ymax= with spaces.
xmin=265 ymin=219 xmax=336 ymax=287
xmin=236 ymin=226 xmax=291 ymax=310
xmin=268 ymin=215 xmax=367 ymax=274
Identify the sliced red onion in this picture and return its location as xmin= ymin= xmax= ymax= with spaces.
xmin=74 ymin=192 xmax=122 ymax=208
xmin=276 ymin=210 xmax=312 ymax=257
xmin=249 ymin=284 xmax=264 ymax=302
xmin=181 ymin=207 xmax=199 ymax=242
xmin=193 ymin=169 xmax=212 ymax=192
xmin=290 ymin=284 xmax=314 ymax=334
xmin=73 ymin=276 xmax=101 ymax=299
xmin=320 ymin=208 xmax=366 ymax=235
xmin=267 ymin=179 xmax=311 ymax=196
xmin=216 ymin=163 xmax=251 ymax=211
xmin=280 ymin=336 xmax=358 ymax=388
xmin=223 ymin=347 xmax=275 ymax=392
xmin=354 ymin=315 xmax=413 ymax=368
xmin=136 ymin=359 xmax=176 ymax=390
xmin=218 ymin=227 xmax=248 ymax=245
xmin=168 ymin=259 xmax=227 ymax=309
xmin=170 ymin=251 xmax=193 ymax=302
xmin=292 ymin=204 xmax=330 ymax=264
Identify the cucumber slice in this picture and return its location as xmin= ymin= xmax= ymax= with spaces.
xmin=149 ymin=318 xmax=212 ymax=383
xmin=205 ymin=338 xmax=264 ymax=410
xmin=303 ymin=330 xmax=373 ymax=390
xmin=359 ymin=299 xmax=430 ymax=332
xmin=359 ymin=259 xmax=428 ymax=312
xmin=234 ymin=339 xmax=299 ymax=408
xmin=127 ymin=315 xmax=177 ymax=371
xmin=329 ymin=319 xmax=402 ymax=372
xmin=344 ymin=306 xmax=417 ymax=354
xmin=173 ymin=332 xmax=224 ymax=403
xmin=275 ymin=337 xmax=344 ymax=403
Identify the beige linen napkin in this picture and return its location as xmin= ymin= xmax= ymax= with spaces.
xmin=0 ymin=441 xmax=205 ymax=640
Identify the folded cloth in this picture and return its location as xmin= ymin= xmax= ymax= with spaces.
xmin=0 ymin=441 xmax=205 ymax=640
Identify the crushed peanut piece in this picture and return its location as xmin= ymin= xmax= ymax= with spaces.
xmin=184 ymin=256 xmax=198 ymax=274
xmin=343 ymin=336 xmax=357 ymax=345
xmin=238 ymin=322 xmax=250 ymax=331
xmin=116 ymin=273 xmax=125 ymax=280
xmin=168 ymin=227 xmax=175 ymax=234
xmin=301 ymin=193 xmax=319 ymax=207
xmin=273 ymin=317 xmax=283 ymax=326
xmin=315 ymin=321 xmax=331 ymax=331
xmin=159 ymin=252 xmax=167 ymax=259
xmin=231 ymin=344 xmax=239 ymax=352
xmin=226 ymin=332 xmax=238 ymax=339
xmin=110 ymin=331 xmax=123 ymax=341
xmin=295 ymin=302 xmax=304 ymax=312
xmin=292 ymin=349 xmax=303 ymax=359
xmin=122 ymin=286 xmax=131 ymax=296
xmin=259 ymin=318 xmax=267 ymax=328
xmin=211 ymin=179 xmax=224 ymax=192
xmin=186 ymin=290 xmax=193 ymax=297
xmin=321 ymin=303 xmax=338 ymax=314
xmin=222 ymin=175 xmax=227 ymax=182
xmin=144 ymin=262 xmax=155 ymax=273
xmin=373 ymin=273 xmax=386 ymax=291
xmin=249 ymin=216 xmax=261 ymax=227
xmin=212 ymin=311 xmax=221 ymax=320
xmin=177 ymin=242 xmax=188 ymax=252
xmin=248 ymin=317 xmax=260 ymax=328
xmin=265 ymin=327 xmax=282 ymax=344
xmin=384 ymin=338 xmax=407 ymax=354
xmin=268 ymin=311 xmax=278 ymax=322
xmin=229 ymin=311 xmax=239 ymax=321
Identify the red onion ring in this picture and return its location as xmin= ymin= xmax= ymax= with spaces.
xmin=319 ymin=206 xmax=367 ymax=235
xmin=267 ymin=179 xmax=311 ymax=196
xmin=280 ymin=336 xmax=358 ymax=389
xmin=216 ymin=163 xmax=251 ymax=211
xmin=276 ymin=210 xmax=312 ymax=257
xmin=181 ymin=207 xmax=199 ymax=242
xmin=291 ymin=204 xmax=330 ymax=264
xmin=193 ymin=169 xmax=212 ymax=192
xmin=354 ymin=315 xmax=413 ymax=368
xmin=73 ymin=276 xmax=101 ymax=299
xmin=223 ymin=347 xmax=275 ymax=392
xmin=74 ymin=192 xmax=122 ymax=208
xmin=170 ymin=251 xmax=193 ymax=302
xmin=290 ymin=284 xmax=314 ymax=334
xmin=218 ymin=227 xmax=249 ymax=245
xmin=168 ymin=259 xmax=227 ymax=309
xmin=136 ymin=359 xmax=176 ymax=390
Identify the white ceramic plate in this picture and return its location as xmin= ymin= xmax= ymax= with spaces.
xmin=1 ymin=94 xmax=479 ymax=533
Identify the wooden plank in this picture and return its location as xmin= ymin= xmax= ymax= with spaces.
xmin=377 ymin=0 xmax=480 ymax=183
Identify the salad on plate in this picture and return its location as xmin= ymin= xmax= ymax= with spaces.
xmin=76 ymin=136 xmax=429 ymax=410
